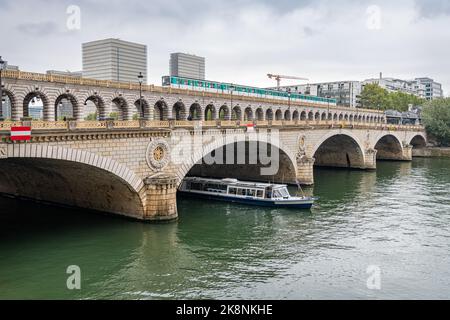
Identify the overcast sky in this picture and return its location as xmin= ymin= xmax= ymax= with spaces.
xmin=1 ymin=0 xmax=449 ymax=95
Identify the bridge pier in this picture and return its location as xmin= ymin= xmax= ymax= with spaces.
xmin=364 ymin=149 xmax=378 ymax=170
xmin=296 ymin=156 xmax=315 ymax=185
xmin=143 ymin=175 xmax=178 ymax=222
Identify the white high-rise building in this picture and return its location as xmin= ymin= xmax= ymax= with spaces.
xmin=170 ymin=53 xmax=205 ymax=80
xmin=82 ymin=38 xmax=147 ymax=84
xmin=272 ymin=81 xmax=362 ymax=108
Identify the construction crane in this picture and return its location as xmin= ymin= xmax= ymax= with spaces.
xmin=267 ymin=74 xmax=309 ymax=89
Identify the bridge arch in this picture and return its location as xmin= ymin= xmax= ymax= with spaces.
xmin=255 ymin=108 xmax=264 ymax=121
xmin=244 ymin=107 xmax=253 ymax=121
xmin=300 ymin=111 xmax=307 ymax=121
xmin=292 ymin=110 xmax=299 ymax=121
xmin=0 ymin=144 xmax=145 ymax=219
xmin=266 ymin=109 xmax=274 ymax=121
xmin=374 ymin=134 xmax=404 ymax=160
xmin=55 ymin=93 xmax=79 ymax=121
xmin=173 ymin=101 xmax=187 ymax=120
xmin=23 ymin=90 xmax=50 ymax=120
xmin=189 ymin=103 xmax=202 ymax=120
xmin=83 ymin=94 xmax=107 ymax=121
xmin=232 ymin=106 xmax=242 ymax=121
xmin=219 ymin=105 xmax=230 ymax=120
xmin=312 ymin=132 xmax=366 ymax=169
xmin=0 ymin=87 xmax=18 ymax=120
xmin=204 ymin=104 xmax=216 ymax=121
xmin=275 ymin=109 xmax=283 ymax=121
xmin=111 ymin=96 xmax=130 ymax=120
xmin=175 ymin=133 xmax=298 ymax=185
xmin=154 ymin=100 xmax=168 ymax=120
xmin=409 ymin=134 xmax=427 ymax=149
xmin=284 ymin=110 xmax=291 ymax=121
xmin=134 ymin=98 xmax=150 ymax=119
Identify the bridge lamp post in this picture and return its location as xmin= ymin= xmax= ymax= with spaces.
xmin=229 ymin=84 xmax=235 ymax=120
xmin=0 ymin=56 xmax=4 ymax=120
xmin=326 ymin=95 xmax=331 ymax=123
xmin=287 ymin=88 xmax=291 ymax=111
xmin=138 ymin=72 xmax=144 ymax=119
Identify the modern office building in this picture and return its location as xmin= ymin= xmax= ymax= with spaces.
xmin=82 ymin=38 xmax=147 ymax=83
xmin=273 ymin=81 xmax=362 ymax=108
xmin=414 ymin=78 xmax=443 ymax=100
xmin=170 ymin=53 xmax=205 ymax=80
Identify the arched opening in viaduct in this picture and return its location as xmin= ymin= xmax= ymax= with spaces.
xmin=219 ymin=105 xmax=229 ymax=120
xmin=154 ymin=100 xmax=167 ymax=120
xmin=300 ymin=111 xmax=307 ymax=121
xmin=111 ymin=97 xmax=128 ymax=120
xmin=275 ymin=110 xmax=283 ymax=121
xmin=313 ymin=134 xmax=365 ymax=169
xmin=0 ymin=158 xmax=145 ymax=219
xmin=173 ymin=102 xmax=187 ymax=120
xmin=189 ymin=103 xmax=202 ymax=120
xmin=55 ymin=94 xmax=78 ymax=121
xmin=0 ymin=89 xmax=15 ymax=120
xmin=375 ymin=135 xmax=404 ymax=161
xmin=244 ymin=107 xmax=253 ymax=121
xmin=84 ymin=95 xmax=106 ymax=121
xmin=232 ymin=106 xmax=242 ymax=121
xmin=23 ymin=91 xmax=48 ymax=120
xmin=204 ymin=104 xmax=215 ymax=121
xmin=185 ymin=141 xmax=297 ymax=185
xmin=255 ymin=108 xmax=264 ymax=121
xmin=266 ymin=109 xmax=273 ymax=121
xmin=134 ymin=98 xmax=149 ymax=120
xmin=284 ymin=110 xmax=291 ymax=121
xmin=293 ymin=110 xmax=299 ymax=121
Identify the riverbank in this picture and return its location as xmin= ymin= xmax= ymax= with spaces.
xmin=413 ymin=147 xmax=450 ymax=158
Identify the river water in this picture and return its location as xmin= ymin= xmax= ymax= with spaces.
xmin=0 ymin=158 xmax=449 ymax=300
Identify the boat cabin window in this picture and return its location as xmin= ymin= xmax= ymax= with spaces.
xmin=237 ymin=188 xmax=246 ymax=196
xmin=246 ymin=189 xmax=256 ymax=197
xmin=279 ymin=188 xmax=289 ymax=198
xmin=256 ymin=190 xmax=264 ymax=198
xmin=229 ymin=187 xmax=237 ymax=195
xmin=273 ymin=190 xmax=282 ymax=198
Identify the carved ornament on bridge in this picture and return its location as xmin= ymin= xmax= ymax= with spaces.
xmin=146 ymin=139 xmax=171 ymax=172
xmin=0 ymin=145 xmax=7 ymax=159
xmin=296 ymin=135 xmax=306 ymax=160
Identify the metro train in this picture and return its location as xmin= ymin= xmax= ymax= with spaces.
xmin=162 ymin=76 xmax=337 ymax=106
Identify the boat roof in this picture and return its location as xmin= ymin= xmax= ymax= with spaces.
xmin=183 ymin=177 xmax=287 ymax=189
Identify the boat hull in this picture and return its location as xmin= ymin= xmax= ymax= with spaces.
xmin=178 ymin=191 xmax=315 ymax=209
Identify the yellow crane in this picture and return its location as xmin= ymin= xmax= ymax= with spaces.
xmin=267 ymin=74 xmax=309 ymax=89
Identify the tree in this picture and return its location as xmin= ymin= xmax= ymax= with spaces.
xmin=84 ymin=112 xmax=97 ymax=121
xmin=421 ymin=98 xmax=450 ymax=146
xmin=360 ymin=84 xmax=389 ymax=110
xmin=359 ymin=84 xmax=425 ymax=111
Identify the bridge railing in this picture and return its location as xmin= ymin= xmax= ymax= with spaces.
xmin=0 ymin=119 xmax=424 ymax=135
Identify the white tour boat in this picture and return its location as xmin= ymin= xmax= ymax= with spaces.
xmin=178 ymin=177 xmax=317 ymax=209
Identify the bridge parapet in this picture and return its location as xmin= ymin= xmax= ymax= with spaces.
xmin=0 ymin=120 xmax=425 ymax=137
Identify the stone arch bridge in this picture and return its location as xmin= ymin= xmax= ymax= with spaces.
xmin=0 ymin=71 xmax=426 ymax=222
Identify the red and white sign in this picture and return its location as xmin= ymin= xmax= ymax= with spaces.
xmin=10 ymin=126 xmax=32 ymax=141
xmin=245 ymin=123 xmax=255 ymax=133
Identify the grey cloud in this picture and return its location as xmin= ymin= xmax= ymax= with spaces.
xmin=415 ymin=0 xmax=450 ymax=17
xmin=17 ymin=21 xmax=60 ymax=36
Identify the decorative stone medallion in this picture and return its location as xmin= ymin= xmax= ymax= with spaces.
xmin=146 ymin=139 xmax=171 ymax=171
